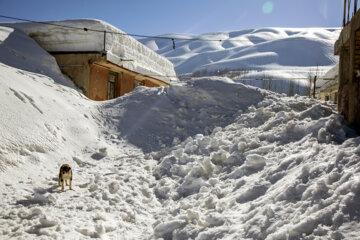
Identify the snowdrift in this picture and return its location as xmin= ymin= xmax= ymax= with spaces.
xmin=1 ymin=24 xmax=360 ymax=240
xmin=99 ymin=77 xmax=263 ymax=153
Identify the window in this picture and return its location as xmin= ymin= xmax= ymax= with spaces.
xmin=108 ymin=71 xmax=118 ymax=100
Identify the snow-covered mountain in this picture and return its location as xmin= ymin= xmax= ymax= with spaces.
xmin=140 ymin=28 xmax=340 ymax=95
xmin=140 ymin=28 xmax=340 ymax=74
xmin=1 ymin=23 xmax=360 ymax=240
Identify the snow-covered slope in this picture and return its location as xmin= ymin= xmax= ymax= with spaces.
xmin=140 ymin=28 xmax=340 ymax=94
xmin=1 ymin=25 xmax=360 ymax=240
xmin=140 ymin=28 xmax=340 ymax=74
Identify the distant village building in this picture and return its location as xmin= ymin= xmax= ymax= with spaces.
xmin=3 ymin=19 xmax=177 ymax=101
xmin=335 ymin=0 xmax=360 ymax=132
xmin=317 ymin=64 xmax=339 ymax=104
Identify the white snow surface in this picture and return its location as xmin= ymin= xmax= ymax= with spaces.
xmin=1 ymin=19 xmax=177 ymax=84
xmin=140 ymin=28 xmax=340 ymax=73
xmin=1 ymin=25 xmax=360 ymax=240
xmin=140 ymin=28 xmax=340 ymax=90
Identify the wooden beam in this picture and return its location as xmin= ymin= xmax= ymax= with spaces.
xmin=355 ymin=0 xmax=358 ymax=14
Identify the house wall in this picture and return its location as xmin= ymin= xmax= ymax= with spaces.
xmin=143 ymin=80 xmax=160 ymax=88
xmin=118 ymin=72 xmax=135 ymax=96
xmin=335 ymin=11 xmax=360 ymax=132
xmin=51 ymin=53 xmax=169 ymax=101
xmin=52 ymin=53 xmax=104 ymax=96
xmin=320 ymin=83 xmax=339 ymax=103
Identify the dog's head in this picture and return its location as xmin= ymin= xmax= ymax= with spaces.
xmin=60 ymin=164 xmax=71 ymax=174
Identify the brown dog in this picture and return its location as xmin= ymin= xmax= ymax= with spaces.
xmin=58 ymin=164 xmax=72 ymax=191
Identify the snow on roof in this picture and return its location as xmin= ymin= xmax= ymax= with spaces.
xmin=318 ymin=64 xmax=339 ymax=90
xmin=1 ymin=19 xmax=177 ymax=84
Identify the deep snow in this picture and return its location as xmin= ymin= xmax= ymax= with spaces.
xmin=1 ymin=24 xmax=360 ymax=240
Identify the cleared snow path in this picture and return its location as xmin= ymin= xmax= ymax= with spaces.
xmin=0 ymin=143 xmax=161 ymax=239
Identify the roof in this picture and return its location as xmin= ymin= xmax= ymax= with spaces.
xmin=318 ymin=64 xmax=339 ymax=91
xmin=0 ymin=19 xmax=177 ymax=84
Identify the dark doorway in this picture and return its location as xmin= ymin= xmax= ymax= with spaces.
xmin=108 ymin=71 xmax=118 ymax=100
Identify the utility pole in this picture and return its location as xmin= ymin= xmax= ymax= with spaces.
xmin=312 ymin=75 xmax=317 ymax=98
xmin=344 ymin=0 xmax=347 ymax=26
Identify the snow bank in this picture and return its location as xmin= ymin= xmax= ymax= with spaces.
xmin=0 ymin=26 xmax=100 ymax=171
xmin=0 ymin=26 xmax=73 ymax=87
xmin=99 ymin=77 xmax=264 ymax=153
xmin=147 ymin=91 xmax=359 ymax=239
xmin=1 ymin=19 xmax=177 ymax=84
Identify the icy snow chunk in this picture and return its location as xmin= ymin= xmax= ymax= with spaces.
xmin=203 ymin=196 xmax=216 ymax=209
xmin=27 ymin=193 xmax=57 ymax=204
xmin=210 ymin=150 xmax=229 ymax=164
xmin=95 ymin=223 xmax=105 ymax=236
xmin=238 ymin=141 xmax=247 ymax=151
xmin=72 ymin=156 xmax=86 ymax=167
xmin=108 ymin=181 xmax=120 ymax=194
xmin=39 ymin=217 xmax=58 ymax=228
xmin=236 ymin=181 xmax=270 ymax=203
xmin=200 ymin=213 xmax=225 ymax=227
xmin=153 ymin=220 xmax=187 ymax=239
xmin=245 ymin=154 xmax=266 ymax=170
xmin=178 ymin=177 xmax=208 ymax=197
xmin=317 ymin=128 xmax=330 ymax=143
xmin=153 ymin=156 xmax=177 ymax=178
xmin=185 ymin=141 xmax=198 ymax=153
xmin=89 ymin=184 xmax=98 ymax=192
xmin=91 ymin=148 xmax=108 ymax=160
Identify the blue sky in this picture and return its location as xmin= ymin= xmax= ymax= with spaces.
xmin=0 ymin=0 xmax=343 ymax=36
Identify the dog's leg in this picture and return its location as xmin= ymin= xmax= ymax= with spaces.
xmin=61 ymin=179 xmax=65 ymax=192
xmin=65 ymin=179 xmax=68 ymax=186
xmin=69 ymin=179 xmax=72 ymax=190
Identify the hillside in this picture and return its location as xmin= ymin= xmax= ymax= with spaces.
xmin=140 ymin=28 xmax=340 ymax=94
xmin=1 ymin=24 xmax=360 ymax=240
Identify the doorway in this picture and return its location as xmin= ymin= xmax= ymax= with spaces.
xmin=108 ymin=71 xmax=118 ymax=100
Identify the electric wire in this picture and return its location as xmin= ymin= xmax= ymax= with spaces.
xmin=0 ymin=15 xmax=339 ymax=43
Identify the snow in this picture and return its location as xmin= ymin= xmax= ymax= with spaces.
xmin=1 ymin=19 xmax=177 ymax=84
xmin=141 ymin=28 xmax=339 ymax=74
xmin=1 ymin=24 xmax=360 ymax=240
xmin=140 ymin=28 xmax=340 ymax=94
